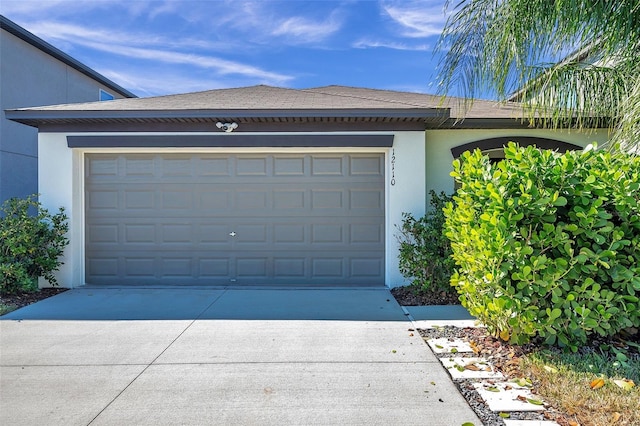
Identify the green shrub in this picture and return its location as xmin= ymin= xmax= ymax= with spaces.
xmin=0 ymin=195 xmax=69 ymax=294
xmin=397 ymin=190 xmax=456 ymax=293
xmin=444 ymin=143 xmax=640 ymax=351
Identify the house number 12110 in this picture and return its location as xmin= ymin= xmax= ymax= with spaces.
xmin=390 ymin=149 xmax=396 ymax=186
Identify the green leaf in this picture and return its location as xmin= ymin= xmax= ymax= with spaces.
xmin=553 ymin=196 xmax=568 ymax=206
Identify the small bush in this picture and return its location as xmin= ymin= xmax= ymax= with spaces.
xmin=397 ymin=190 xmax=456 ymax=293
xmin=0 ymin=195 xmax=69 ymax=295
xmin=445 ymin=143 xmax=640 ymax=350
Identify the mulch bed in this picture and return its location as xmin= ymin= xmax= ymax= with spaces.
xmin=390 ymin=285 xmax=460 ymax=306
xmin=391 ymin=285 xmax=639 ymax=426
xmin=1 ymin=287 xmax=68 ymax=311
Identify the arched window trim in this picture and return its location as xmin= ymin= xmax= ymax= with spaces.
xmin=450 ymin=137 xmax=583 ymax=159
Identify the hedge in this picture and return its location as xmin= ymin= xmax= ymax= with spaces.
xmin=444 ymin=143 xmax=640 ymax=350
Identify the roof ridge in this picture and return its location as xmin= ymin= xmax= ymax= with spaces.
xmin=303 ymin=85 xmax=447 ymax=109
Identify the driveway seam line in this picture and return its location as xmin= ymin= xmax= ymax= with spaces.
xmin=85 ymin=289 xmax=229 ymax=426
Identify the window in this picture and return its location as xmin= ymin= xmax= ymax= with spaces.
xmin=450 ymin=137 xmax=583 ymax=189
xmin=99 ymin=89 xmax=115 ymax=101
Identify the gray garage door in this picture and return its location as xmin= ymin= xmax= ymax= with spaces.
xmin=85 ymin=153 xmax=385 ymax=286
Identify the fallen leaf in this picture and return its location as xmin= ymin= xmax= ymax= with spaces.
xmin=590 ymin=378 xmax=605 ymax=390
xmin=498 ymin=412 xmax=510 ymax=418
xmin=612 ymin=412 xmax=622 ymax=423
xmin=516 ymin=395 xmax=528 ymax=402
xmin=461 ymin=422 xmax=475 ymax=426
xmin=464 ymin=364 xmax=481 ymax=371
xmin=450 ymin=348 xmax=459 ymax=354
xmin=486 ymin=386 xmax=500 ymax=392
xmin=499 ymin=329 xmax=510 ymax=341
xmin=543 ymin=365 xmax=558 ymax=373
xmin=527 ymin=398 xmax=544 ymax=405
xmin=435 ymin=344 xmax=444 ymax=349
xmin=512 ymin=377 xmax=532 ymax=387
xmin=568 ymin=421 xmax=580 ymax=426
xmin=613 ymin=379 xmax=635 ymax=390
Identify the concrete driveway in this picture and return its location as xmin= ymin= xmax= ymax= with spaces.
xmin=0 ymin=287 xmax=481 ymax=426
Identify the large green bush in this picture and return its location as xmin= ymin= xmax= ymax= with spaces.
xmin=445 ymin=143 xmax=640 ymax=350
xmin=0 ymin=195 xmax=69 ymax=294
xmin=397 ymin=190 xmax=456 ymax=293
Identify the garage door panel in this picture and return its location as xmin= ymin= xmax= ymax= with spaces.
xmin=88 ymin=190 xmax=119 ymax=210
xmin=350 ymin=155 xmax=384 ymax=176
xmin=125 ymin=190 xmax=156 ymax=209
xmin=162 ymin=258 xmax=193 ymax=277
xmin=274 ymin=156 xmax=305 ymax=175
xmin=236 ymin=157 xmax=269 ymax=176
xmin=199 ymin=258 xmax=231 ymax=277
xmin=350 ymin=223 xmax=383 ymax=244
xmin=311 ymin=156 xmax=344 ymax=175
xmin=350 ymin=189 xmax=383 ymax=210
xmin=200 ymin=190 xmax=231 ymax=210
xmin=87 ymin=257 xmax=119 ymax=277
xmin=85 ymin=153 xmax=385 ymax=286
xmin=274 ymin=224 xmax=305 ymax=243
xmin=161 ymin=157 xmax=193 ymax=177
xmin=351 ymin=258 xmax=384 ymax=277
xmin=273 ymin=190 xmax=306 ymax=209
xmin=274 ymin=258 xmax=306 ymax=277
xmin=124 ymin=258 xmax=156 ymax=277
xmin=124 ymin=156 xmax=155 ymax=177
xmin=161 ymin=224 xmax=192 ymax=243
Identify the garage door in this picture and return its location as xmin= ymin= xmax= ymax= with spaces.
xmin=85 ymin=153 xmax=385 ymax=286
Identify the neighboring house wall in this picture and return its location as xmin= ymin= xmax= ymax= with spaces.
xmin=37 ymin=131 xmax=426 ymax=289
xmin=0 ymin=19 xmax=134 ymax=203
xmin=424 ymin=128 xmax=611 ymax=203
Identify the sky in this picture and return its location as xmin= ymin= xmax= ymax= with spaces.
xmin=1 ymin=0 xmax=455 ymax=98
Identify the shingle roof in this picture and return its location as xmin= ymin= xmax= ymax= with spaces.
xmin=5 ymin=85 xmax=528 ymax=130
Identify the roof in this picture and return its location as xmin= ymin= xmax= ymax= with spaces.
xmin=5 ymin=85 xmax=529 ymax=131
xmin=0 ymin=15 xmax=136 ymax=99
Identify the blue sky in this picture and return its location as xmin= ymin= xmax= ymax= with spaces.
xmin=1 ymin=0 xmax=454 ymax=98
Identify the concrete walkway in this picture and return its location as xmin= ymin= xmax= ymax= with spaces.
xmin=0 ymin=288 xmax=481 ymax=426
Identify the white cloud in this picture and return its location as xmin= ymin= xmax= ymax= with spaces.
xmin=20 ymin=21 xmax=292 ymax=85
xmin=85 ymin=42 xmax=292 ymax=83
xmin=272 ymin=14 xmax=342 ymax=42
xmin=100 ymin=69 xmax=232 ymax=97
xmin=24 ymin=21 xmax=227 ymax=52
xmin=203 ymin=1 xmax=343 ymax=45
xmin=382 ymin=1 xmax=448 ymax=38
xmin=352 ymin=39 xmax=432 ymax=51
xmin=0 ymin=0 xmax=152 ymax=20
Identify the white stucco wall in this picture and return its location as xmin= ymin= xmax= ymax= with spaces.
xmin=38 ymin=133 xmax=81 ymax=288
xmin=425 ymin=128 xmax=612 ymax=204
xmin=37 ymin=131 xmax=426 ymax=289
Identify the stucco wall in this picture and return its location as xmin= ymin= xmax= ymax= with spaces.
xmin=38 ymin=131 xmax=426 ymax=288
xmin=425 ymin=128 xmax=611 ymax=205
xmin=0 ymin=30 xmax=129 ymax=203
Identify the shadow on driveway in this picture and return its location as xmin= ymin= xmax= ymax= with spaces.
xmin=0 ymin=287 xmax=410 ymax=321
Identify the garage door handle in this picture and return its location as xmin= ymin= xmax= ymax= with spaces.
xmin=229 ymin=232 xmax=237 ymax=237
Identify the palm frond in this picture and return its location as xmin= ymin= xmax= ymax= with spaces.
xmin=437 ymin=0 xmax=640 ymax=151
